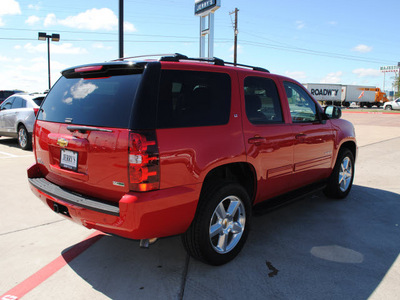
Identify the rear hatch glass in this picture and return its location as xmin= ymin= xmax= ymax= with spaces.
xmin=38 ymin=74 xmax=142 ymax=127
xmin=35 ymin=73 xmax=142 ymax=202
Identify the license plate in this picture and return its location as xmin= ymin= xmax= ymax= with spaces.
xmin=60 ymin=149 xmax=78 ymax=171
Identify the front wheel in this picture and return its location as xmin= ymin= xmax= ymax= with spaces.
xmin=18 ymin=125 xmax=32 ymax=150
xmin=324 ymin=149 xmax=355 ymax=199
xmin=182 ymin=182 xmax=251 ymax=265
xmin=385 ymin=105 xmax=392 ymax=111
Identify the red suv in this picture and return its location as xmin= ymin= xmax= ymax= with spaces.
xmin=28 ymin=54 xmax=356 ymax=265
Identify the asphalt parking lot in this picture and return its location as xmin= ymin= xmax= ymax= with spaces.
xmin=1 ymin=112 xmax=399 ymax=300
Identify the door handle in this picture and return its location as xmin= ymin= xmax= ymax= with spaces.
xmin=248 ymin=137 xmax=267 ymax=145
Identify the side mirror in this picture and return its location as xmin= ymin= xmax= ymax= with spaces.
xmin=324 ymin=105 xmax=342 ymax=119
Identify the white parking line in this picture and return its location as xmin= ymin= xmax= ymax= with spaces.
xmin=0 ymin=151 xmax=33 ymax=158
xmin=0 ymin=151 xmax=18 ymax=158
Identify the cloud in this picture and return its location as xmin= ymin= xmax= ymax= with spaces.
xmin=25 ymin=15 xmax=40 ymax=26
xmin=0 ymin=0 xmax=21 ymax=16
xmin=23 ymin=42 xmax=88 ymax=55
xmin=352 ymin=44 xmax=372 ymax=53
xmin=229 ymin=44 xmax=243 ymax=53
xmin=92 ymin=43 xmax=112 ymax=50
xmin=57 ymin=8 xmax=136 ymax=32
xmin=124 ymin=21 xmax=136 ymax=32
xmin=352 ymin=68 xmax=380 ymax=77
xmin=295 ymin=21 xmax=305 ymax=30
xmin=320 ymin=71 xmax=343 ymax=84
xmin=328 ymin=21 xmax=337 ymax=26
xmin=44 ymin=13 xmax=57 ymax=27
xmin=0 ymin=55 xmax=21 ymax=63
xmin=0 ymin=0 xmax=21 ymax=25
xmin=285 ymin=71 xmax=307 ymax=81
xmin=28 ymin=4 xmax=41 ymax=10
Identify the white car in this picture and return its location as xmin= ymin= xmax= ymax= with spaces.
xmin=384 ymin=98 xmax=400 ymax=110
xmin=0 ymin=93 xmax=46 ymax=149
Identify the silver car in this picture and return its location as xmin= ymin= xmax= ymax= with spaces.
xmin=0 ymin=93 xmax=46 ymax=149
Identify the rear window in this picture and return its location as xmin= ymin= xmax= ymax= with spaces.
xmin=157 ymin=70 xmax=231 ymax=128
xmin=38 ymin=74 xmax=142 ymax=128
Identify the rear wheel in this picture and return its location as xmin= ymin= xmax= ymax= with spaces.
xmin=324 ymin=149 xmax=354 ymax=199
xmin=182 ymin=182 xmax=251 ymax=265
xmin=18 ymin=125 xmax=31 ymax=150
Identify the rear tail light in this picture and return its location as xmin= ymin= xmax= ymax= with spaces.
xmin=128 ymin=130 xmax=160 ymax=192
xmin=33 ymin=108 xmax=39 ymax=116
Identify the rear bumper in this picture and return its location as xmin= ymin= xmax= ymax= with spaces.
xmin=27 ymin=164 xmax=200 ymax=240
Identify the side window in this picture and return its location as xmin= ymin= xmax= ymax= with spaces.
xmin=284 ymin=81 xmax=318 ymax=123
xmin=11 ymin=97 xmax=25 ymax=109
xmin=157 ymin=70 xmax=231 ymax=128
xmin=244 ymin=76 xmax=283 ymax=124
xmin=1 ymin=97 xmax=14 ymax=110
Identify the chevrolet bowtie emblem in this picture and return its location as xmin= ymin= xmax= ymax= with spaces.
xmin=57 ymin=138 xmax=68 ymax=147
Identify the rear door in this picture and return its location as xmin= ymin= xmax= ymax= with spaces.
xmin=35 ymin=70 xmax=143 ymax=202
xmin=240 ymin=74 xmax=294 ymax=203
xmin=0 ymin=97 xmax=15 ymax=133
xmin=7 ymin=96 xmax=26 ymax=132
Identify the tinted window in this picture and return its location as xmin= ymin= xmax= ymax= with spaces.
xmin=157 ymin=70 xmax=231 ymax=128
xmin=11 ymin=97 xmax=26 ymax=109
xmin=284 ymin=81 xmax=318 ymax=123
xmin=33 ymin=97 xmax=45 ymax=106
xmin=38 ymin=74 xmax=142 ymax=128
xmin=4 ymin=91 xmax=14 ymax=98
xmin=244 ymin=77 xmax=283 ymax=124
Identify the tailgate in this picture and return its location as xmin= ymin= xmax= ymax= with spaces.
xmin=35 ymin=120 xmax=130 ymax=202
xmin=32 ymin=66 xmax=144 ymax=203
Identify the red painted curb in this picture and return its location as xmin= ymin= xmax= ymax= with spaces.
xmin=1 ymin=231 xmax=104 ymax=300
xmin=342 ymin=111 xmax=400 ymax=115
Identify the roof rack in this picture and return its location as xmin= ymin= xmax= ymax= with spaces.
xmin=110 ymin=54 xmax=178 ymax=62
xmin=160 ymin=53 xmax=270 ymax=73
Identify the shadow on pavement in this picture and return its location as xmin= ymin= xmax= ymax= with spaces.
xmin=63 ymin=184 xmax=399 ymax=299
xmin=0 ymin=137 xmax=25 ymax=150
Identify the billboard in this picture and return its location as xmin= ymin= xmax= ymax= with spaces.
xmin=194 ymin=0 xmax=221 ymax=16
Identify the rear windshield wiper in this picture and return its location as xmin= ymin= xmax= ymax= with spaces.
xmin=66 ymin=125 xmax=113 ymax=133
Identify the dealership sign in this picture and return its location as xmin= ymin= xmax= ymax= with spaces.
xmin=380 ymin=65 xmax=400 ymax=73
xmin=194 ymin=0 xmax=220 ymax=16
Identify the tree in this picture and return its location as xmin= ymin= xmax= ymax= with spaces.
xmin=394 ymin=73 xmax=400 ymax=98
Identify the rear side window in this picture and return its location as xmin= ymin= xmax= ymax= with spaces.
xmin=157 ymin=70 xmax=231 ymax=128
xmin=11 ymin=97 xmax=26 ymax=109
xmin=38 ymin=74 xmax=142 ymax=128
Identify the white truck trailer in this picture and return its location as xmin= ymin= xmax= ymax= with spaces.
xmin=341 ymin=85 xmax=381 ymax=107
xmin=303 ymin=83 xmax=342 ymax=106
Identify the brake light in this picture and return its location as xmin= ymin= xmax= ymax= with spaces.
xmin=33 ymin=108 xmax=39 ymax=116
xmin=128 ymin=131 xmax=160 ymax=192
xmin=74 ymin=65 xmax=103 ymax=73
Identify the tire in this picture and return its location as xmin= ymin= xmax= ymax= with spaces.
xmin=324 ymin=149 xmax=355 ymax=199
xmin=385 ymin=105 xmax=392 ymax=111
xmin=18 ymin=125 xmax=32 ymax=150
xmin=182 ymin=182 xmax=251 ymax=265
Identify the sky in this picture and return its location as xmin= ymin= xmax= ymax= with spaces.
xmin=1 ymin=0 xmax=399 ymax=93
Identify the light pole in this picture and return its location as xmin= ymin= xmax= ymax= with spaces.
xmin=38 ymin=32 xmax=60 ymax=90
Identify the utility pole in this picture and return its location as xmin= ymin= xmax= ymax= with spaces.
xmin=230 ymin=8 xmax=239 ymax=65
xmin=119 ymin=0 xmax=124 ymax=59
